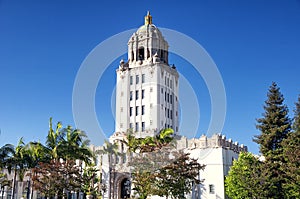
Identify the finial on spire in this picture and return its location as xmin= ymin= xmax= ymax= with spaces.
xmin=144 ymin=11 xmax=152 ymax=25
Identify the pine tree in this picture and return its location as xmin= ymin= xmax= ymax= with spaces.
xmin=253 ymin=82 xmax=291 ymax=198
xmin=282 ymin=95 xmax=300 ymax=198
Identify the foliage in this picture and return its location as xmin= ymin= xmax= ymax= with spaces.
xmin=253 ymin=82 xmax=291 ymax=198
xmin=81 ymin=165 xmax=101 ymax=197
xmin=225 ymin=152 xmax=264 ymax=199
xmin=31 ymin=159 xmax=82 ymax=198
xmin=123 ymin=128 xmax=175 ymax=153
xmin=125 ymin=129 xmax=205 ymax=199
xmin=282 ymin=95 xmax=300 ymax=198
xmin=155 ymin=150 xmax=204 ymax=199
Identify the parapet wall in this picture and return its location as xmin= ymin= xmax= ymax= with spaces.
xmin=186 ymin=134 xmax=248 ymax=153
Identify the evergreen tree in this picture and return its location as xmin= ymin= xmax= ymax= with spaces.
xmin=282 ymin=95 xmax=300 ymax=198
xmin=253 ymin=82 xmax=291 ymax=198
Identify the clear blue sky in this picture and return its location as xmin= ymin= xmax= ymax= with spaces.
xmin=0 ymin=0 xmax=299 ymax=154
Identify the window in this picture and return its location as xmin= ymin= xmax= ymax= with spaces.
xmin=170 ymin=110 xmax=173 ymax=119
xmin=142 ymin=89 xmax=145 ymax=99
xmin=165 ymin=108 xmax=167 ymax=116
xmin=136 ymin=90 xmax=139 ymax=100
xmin=161 ymin=88 xmax=163 ymax=93
xmin=129 ymin=123 xmax=133 ymax=129
xmin=209 ymin=184 xmax=215 ymax=194
xmin=168 ymin=109 xmax=170 ymax=118
xmin=167 ymin=93 xmax=169 ymax=103
xmin=150 ymin=120 xmax=153 ymax=125
xmin=136 ymin=75 xmax=139 ymax=84
xmin=170 ymin=95 xmax=173 ymax=104
xmin=165 ymin=92 xmax=167 ymax=101
xmin=150 ymin=87 xmax=153 ymax=92
xmin=142 ymin=74 xmax=145 ymax=83
xmin=130 ymin=76 xmax=133 ymax=85
xmin=135 ymin=122 xmax=139 ymax=132
xmin=170 ymin=80 xmax=173 ymax=89
xmin=138 ymin=47 xmax=144 ymax=60
xmin=167 ymin=78 xmax=169 ymax=87
xmin=142 ymin=105 xmax=145 ymax=115
xmin=136 ymin=106 xmax=139 ymax=116
xmin=130 ymin=91 xmax=133 ymax=101
xmin=129 ymin=107 xmax=133 ymax=116
xmin=142 ymin=122 xmax=145 ymax=131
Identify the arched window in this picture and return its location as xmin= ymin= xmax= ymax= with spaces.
xmin=138 ymin=47 xmax=144 ymax=60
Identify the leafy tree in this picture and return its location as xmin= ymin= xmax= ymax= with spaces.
xmin=253 ymin=82 xmax=291 ymax=198
xmin=282 ymin=95 xmax=300 ymax=198
xmin=125 ymin=129 xmax=204 ymax=199
xmin=155 ymin=150 xmax=204 ymax=199
xmin=225 ymin=152 xmax=264 ymax=199
xmin=32 ymin=159 xmax=82 ymax=199
xmin=81 ymin=165 xmax=100 ymax=197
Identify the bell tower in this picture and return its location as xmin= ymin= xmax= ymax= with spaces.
xmin=114 ymin=12 xmax=179 ymax=138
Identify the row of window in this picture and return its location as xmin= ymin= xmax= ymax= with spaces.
xmin=165 ymin=108 xmax=173 ymax=119
xmin=165 ymin=76 xmax=173 ymax=89
xmin=165 ymin=92 xmax=173 ymax=104
xmin=130 ymin=106 xmax=145 ymax=116
xmin=130 ymin=74 xmax=145 ymax=85
xmin=129 ymin=122 xmax=146 ymax=132
xmin=130 ymin=90 xmax=145 ymax=101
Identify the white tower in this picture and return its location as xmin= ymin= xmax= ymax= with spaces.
xmin=114 ymin=12 xmax=179 ymax=137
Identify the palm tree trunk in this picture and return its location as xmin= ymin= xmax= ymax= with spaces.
xmin=11 ymin=170 xmax=17 ymax=199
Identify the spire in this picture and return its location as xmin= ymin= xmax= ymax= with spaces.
xmin=144 ymin=11 xmax=152 ymax=25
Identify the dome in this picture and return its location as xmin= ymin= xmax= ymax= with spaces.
xmin=136 ymin=23 xmax=164 ymax=39
xmin=127 ymin=11 xmax=169 ymax=65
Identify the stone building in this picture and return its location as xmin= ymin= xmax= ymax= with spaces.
xmin=100 ymin=12 xmax=247 ymax=199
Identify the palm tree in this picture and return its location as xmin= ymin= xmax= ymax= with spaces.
xmin=0 ymin=144 xmax=14 ymax=199
xmin=0 ymin=144 xmax=14 ymax=168
xmin=25 ymin=141 xmax=48 ymax=199
xmin=6 ymin=138 xmax=29 ymax=199
xmin=60 ymin=126 xmax=92 ymax=164
xmin=45 ymin=117 xmax=64 ymax=161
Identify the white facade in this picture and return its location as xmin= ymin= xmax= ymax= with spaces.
xmin=114 ymin=12 xmax=179 ymax=138
xmin=107 ymin=12 xmax=248 ymax=199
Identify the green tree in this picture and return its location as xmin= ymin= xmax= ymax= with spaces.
xmin=225 ymin=152 xmax=264 ymax=199
xmin=253 ymin=82 xmax=291 ymax=198
xmin=25 ymin=141 xmax=49 ymax=199
xmin=6 ymin=138 xmax=29 ymax=199
xmin=125 ymin=129 xmax=204 ymax=199
xmin=155 ymin=151 xmax=204 ymax=199
xmin=0 ymin=144 xmax=14 ymax=169
xmin=282 ymin=95 xmax=300 ymax=198
xmin=59 ymin=125 xmax=92 ymax=164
